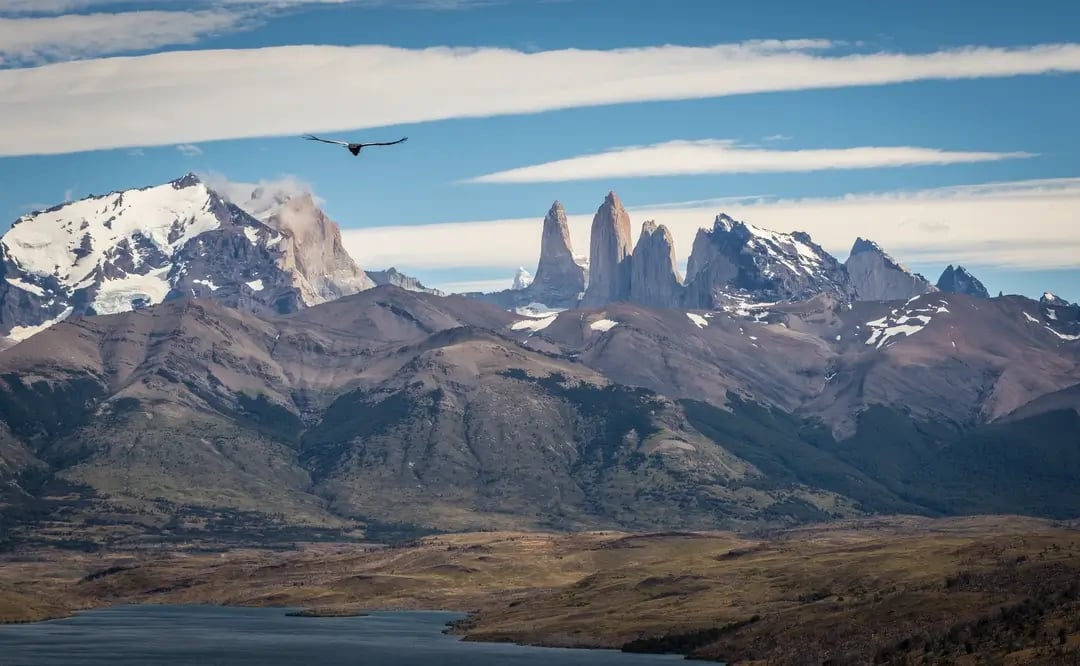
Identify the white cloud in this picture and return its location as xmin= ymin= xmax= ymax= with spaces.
xmin=339 ymin=177 xmax=1080 ymax=273
xmin=463 ymin=139 xmax=1034 ymax=183
xmin=1 ymin=40 xmax=1079 ymax=156
xmin=763 ymin=134 xmax=792 ymax=142
xmin=0 ymin=10 xmax=247 ymax=65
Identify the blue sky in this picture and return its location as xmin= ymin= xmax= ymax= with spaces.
xmin=0 ymin=0 xmax=1078 ymax=300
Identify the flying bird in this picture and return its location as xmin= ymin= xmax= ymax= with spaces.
xmin=302 ymin=134 xmax=408 ymax=156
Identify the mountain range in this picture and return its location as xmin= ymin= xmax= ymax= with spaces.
xmin=472 ymin=191 xmax=1004 ymax=317
xmin=1 ymin=174 xmax=1078 ymax=548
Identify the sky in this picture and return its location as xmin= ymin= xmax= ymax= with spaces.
xmin=0 ymin=0 xmax=1078 ymax=301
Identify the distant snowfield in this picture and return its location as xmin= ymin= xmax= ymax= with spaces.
xmin=5 ymin=307 xmax=73 ymax=342
xmin=511 ymin=314 xmax=557 ymax=332
xmin=515 ymin=302 xmax=565 ymax=318
xmin=686 ymin=312 xmax=709 ymax=328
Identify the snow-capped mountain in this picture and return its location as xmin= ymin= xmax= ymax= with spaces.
xmin=0 ymin=173 xmax=375 ymax=345
xmin=682 ymin=213 xmax=855 ymax=309
xmin=512 ymin=267 xmax=534 ymax=290
xmin=1037 ymin=292 xmax=1080 ymax=339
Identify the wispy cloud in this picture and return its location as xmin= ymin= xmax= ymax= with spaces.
xmin=463 ymin=139 xmax=1034 ymax=183
xmin=198 ymin=171 xmax=324 ymax=218
xmin=175 ymin=143 xmax=203 ymax=156
xmin=340 ymin=177 xmax=1080 ymax=273
xmin=0 ymin=10 xmax=248 ymax=65
xmin=0 ymin=0 xmax=511 ymax=16
xmin=0 ymin=0 xmax=460 ymax=66
xmin=2 ymin=40 xmax=1079 ymax=156
xmin=762 ymin=134 xmax=792 ymax=142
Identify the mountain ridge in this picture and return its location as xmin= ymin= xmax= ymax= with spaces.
xmin=2 ymin=281 xmax=1078 ymax=547
xmin=0 ymin=174 xmax=435 ymax=347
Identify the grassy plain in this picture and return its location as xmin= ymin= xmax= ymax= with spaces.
xmin=2 ymin=515 xmax=1080 ymax=663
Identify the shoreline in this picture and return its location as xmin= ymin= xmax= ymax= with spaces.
xmin=0 ymin=600 xmax=679 ymax=656
xmin=0 ymin=601 xmax=676 ymax=659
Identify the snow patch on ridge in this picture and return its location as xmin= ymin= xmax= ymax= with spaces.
xmin=864 ymin=297 xmax=948 ymax=349
xmin=590 ymin=318 xmax=618 ymax=332
xmin=686 ymin=312 xmax=708 ymax=328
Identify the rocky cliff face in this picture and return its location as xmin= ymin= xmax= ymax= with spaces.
xmin=528 ymin=201 xmax=587 ymax=306
xmin=629 ymin=220 xmax=683 ymax=309
xmin=581 ymin=192 xmax=633 ymax=307
xmin=845 ymin=237 xmax=936 ymax=301
xmin=0 ymin=174 xmax=376 ymax=346
xmin=259 ymin=193 xmax=376 ymax=303
xmin=683 ymin=214 xmax=854 ymax=309
xmin=936 ymin=264 xmax=989 ymax=299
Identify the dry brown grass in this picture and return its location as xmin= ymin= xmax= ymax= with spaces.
xmin=2 ymin=515 xmax=1080 ymax=663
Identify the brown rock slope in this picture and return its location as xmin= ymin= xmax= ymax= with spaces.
xmin=0 ymin=287 xmax=865 ymax=545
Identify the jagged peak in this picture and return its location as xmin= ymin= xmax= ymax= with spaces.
xmin=170 ymin=172 xmax=203 ymax=189
xmin=512 ymin=267 xmax=533 ymax=290
xmin=850 ymin=237 xmax=883 ymax=255
xmin=638 ymin=219 xmax=676 ymax=243
xmin=847 ymin=236 xmax=911 ymax=271
xmin=712 ymin=213 xmax=740 ymax=232
xmin=935 ymin=264 xmax=986 ymax=299
xmin=1041 ymin=291 xmax=1072 ymax=307
xmin=602 ymin=191 xmax=624 ymax=208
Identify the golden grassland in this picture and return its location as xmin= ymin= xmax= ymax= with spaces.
xmin=2 ymin=515 xmax=1080 ymax=664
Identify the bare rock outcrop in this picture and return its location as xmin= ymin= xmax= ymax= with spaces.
xmin=581 ymin=192 xmax=633 ymax=307
xmin=526 ymin=201 xmax=587 ymax=305
xmin=629 ymin=220 xmax=684 ymax=309
xmin=936 ymin=264 xmax=989 ymax=299
xmin=845 ymin=237 xmax=936 ymax=302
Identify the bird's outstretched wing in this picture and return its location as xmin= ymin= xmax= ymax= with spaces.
xmin=302 ymin=134 xmax=350 ymax=146
xmin=357 ymin=137 xmax=408 ymax=147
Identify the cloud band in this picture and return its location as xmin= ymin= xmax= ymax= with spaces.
xmin=1 ymin=40 xmax=1078 ymax=156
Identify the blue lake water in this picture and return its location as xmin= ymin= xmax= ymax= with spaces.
xmin=0 ymin=605 xmax=686 ymax=665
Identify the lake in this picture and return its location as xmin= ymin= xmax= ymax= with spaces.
xmin=0 ymin=605 xmax=686 ymax=665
